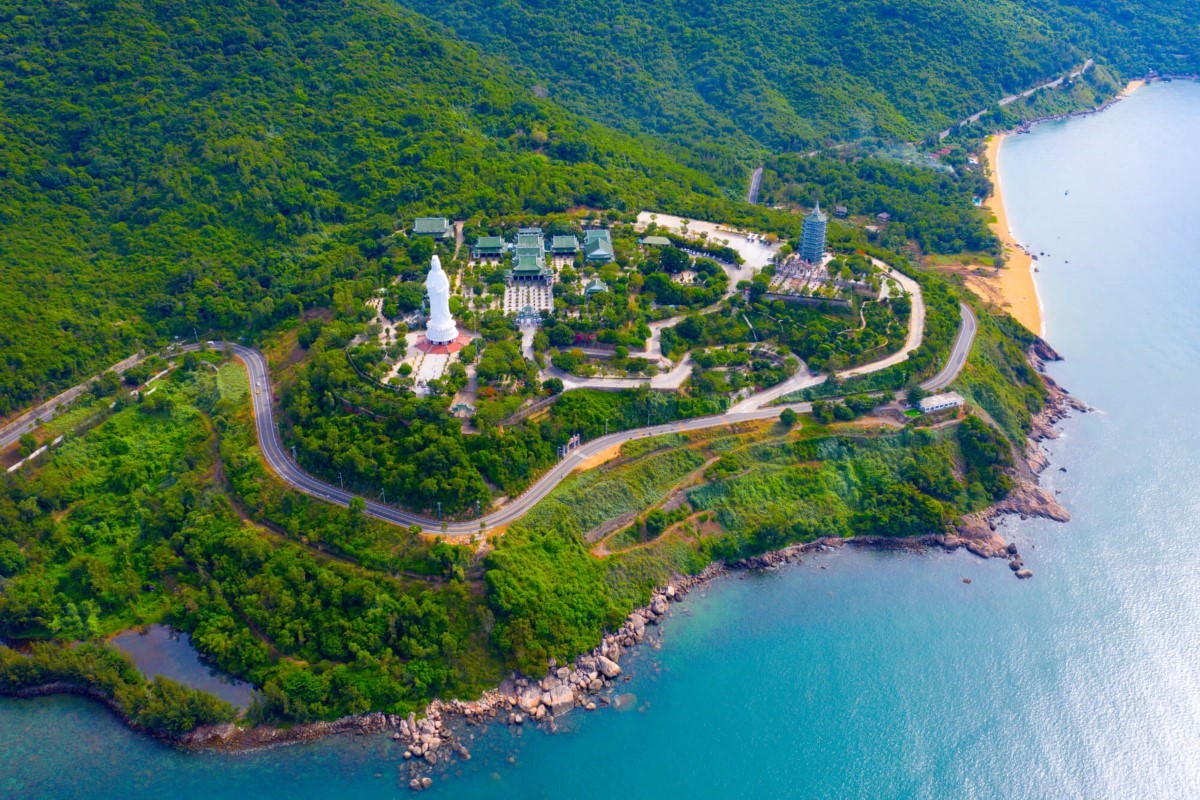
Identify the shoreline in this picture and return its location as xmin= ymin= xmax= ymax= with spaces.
xmin=966 ymin=133 xmax=1045 ymax=337
xmin=9 ymin=346 xmax=1083 ymax=770
xmin=962 ymin=77 xmax=1158 ymax=336
xmin=1 ymin=354 xmax=1088 ymax=782
xmin=0 ymin=82 xmax=1116 ymax=789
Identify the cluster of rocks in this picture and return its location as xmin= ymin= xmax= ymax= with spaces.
xmin=381 ymin=569 xmax=726 ymax=790
xmin=496 ymin=579 xmax=706 ymax=726
xmin=940 ymin=344 xmax=1090 ymax=577
xmin=728 ymin=512 xmax=1045 ymax=583
xmin=1006 ymin=543 xmax=1034 ymax=580
xmin=391 ymin=711 xmax=453 ymax=764
xmin=389 ymin=707 xmax=477 ymax=791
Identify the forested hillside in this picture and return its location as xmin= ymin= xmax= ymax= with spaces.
xmin=2 ymin=0 xmax=1197 ymax=413
xmin=399 ymin=0 xmax=1199 ymax=155
xmin=0 ymin=0 xmax=731 ymax=415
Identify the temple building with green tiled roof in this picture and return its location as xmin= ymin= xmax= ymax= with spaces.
xmin=472 ymin=236 xmax=505 ymax=259
xmin=516 ymin=232 xmax=544 ymax=250
xmin=584 ymin=229 xmax=614 ymax=263
xmin=506 ymin=251 xmax=553 ymax=283
xmin=550 ymin=234 xmax=580 ymax=254
xmin=413 ymin=217 xmax=451 ymax=238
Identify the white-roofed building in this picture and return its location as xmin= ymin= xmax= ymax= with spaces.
xmin=918 ymin=392 xmax=966 ymax=414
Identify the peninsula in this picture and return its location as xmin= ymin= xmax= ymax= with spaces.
xmin=0 ymin=0 xmax=1193 ymax=791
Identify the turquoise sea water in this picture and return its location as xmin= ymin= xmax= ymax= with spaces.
xmin=5 ymin=80 xmax=1200 ymax=799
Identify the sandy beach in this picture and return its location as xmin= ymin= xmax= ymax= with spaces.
xmin=1120 ymin=79 xmax=1146 ymax=98
xmin=962 ymin=79 xmax=1151 ymax=336
xmin=962 ymin=134 xmax=1044 ymax=336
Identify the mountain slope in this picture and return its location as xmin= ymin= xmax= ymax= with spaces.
xmin=397 ymin=0 xmax=1199 ymax=153
xmin=0 ymin=0 xmax=728 ymax=413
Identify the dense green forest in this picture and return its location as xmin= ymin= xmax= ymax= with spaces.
xmin=397 ymin=0 xmax=1200 ymax=157
xmin=0 ymin=0 xmax=736 ymax=415
xmin=3 ymin=0 xmax=1197 ymax=410
xmin=0 ymin=361 xmax=506 ymax=721
xmin=1 ymin=0 xmax=1195 ymax=736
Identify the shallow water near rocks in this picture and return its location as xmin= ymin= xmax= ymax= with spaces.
xmin=4 ymin=81 xmax=1200 ymax=798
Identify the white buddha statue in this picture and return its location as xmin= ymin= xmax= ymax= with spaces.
xmin=424 ymin=254 xmax=459 ymax=344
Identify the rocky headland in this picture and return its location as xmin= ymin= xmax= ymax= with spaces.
xmin=28 ymin=343 xmax=1087 ymax=793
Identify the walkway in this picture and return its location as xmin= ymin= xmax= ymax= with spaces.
xmin=939 ymin=59 xmax=1095 ymax=140
xmin=747 ymin=166 xmax=764 ymax=205
xmin=836 ymin=261 xmax=925 ymax=379
xmin=920 ymin=303 xmax=977 ymax=391
xmin=0 ymin=351 xmax=144 ymax=450
xmin=227 ymin=288 xmax=972 ymax=537
xmin=2 ymin=274 xmax=978 ymax=540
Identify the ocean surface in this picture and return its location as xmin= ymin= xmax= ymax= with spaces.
xmin=4 ymin=80 xmax=1200 ymax=799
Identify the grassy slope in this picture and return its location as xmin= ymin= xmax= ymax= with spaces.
xmin=485 ymin=410 xmax=1018 ymax=674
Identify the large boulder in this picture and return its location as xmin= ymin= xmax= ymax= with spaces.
xmin=517 ymin=687 xmax=542 ymax=714
xmin=650 ymin=594 xmax=669 ymax=616
xmin=547 ymin=683 xmax=575 ymax=716
xmin=596 ymin=656 xmax=622 ymax=679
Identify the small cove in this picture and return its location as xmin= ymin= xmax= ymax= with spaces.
xmin=109 ymin=625 xmax=255 ymax=710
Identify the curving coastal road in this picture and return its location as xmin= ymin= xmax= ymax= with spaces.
xmin=232 ymin=299 xmax=976 ymax=537
xmin=233 ymin=342 xmax=815 ymax=537
xmin=2 ymin=301 xmax=977 ymax=539
xmin=920 ymin=302 xmax=977 ymax=392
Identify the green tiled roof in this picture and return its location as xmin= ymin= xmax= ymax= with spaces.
xmin=474 ymin=236 xmax=505 ymax=252
xmin=584 ymin=229 xmax=611 ymax=244
xmin=512 ymin=253 xmax=545 ymax=275
xmin=413 ymin=217 xmax=450 ymax=235
xmin=585 ymin=238 xmax=613 ymax=262
xmin=550 ymin=235 xmax=579 ymax=252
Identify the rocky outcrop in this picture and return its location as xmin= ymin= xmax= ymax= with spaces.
xmin=993 ymin=481 xmax=1070 ymax=523
xmin=183 ymin=711 xmax=393 ymax=751
xmin=596 ymin=655 xmax=622 ymax=679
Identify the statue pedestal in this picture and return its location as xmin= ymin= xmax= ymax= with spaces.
xmin=415 ymin=331 xmax=472 ymax=355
